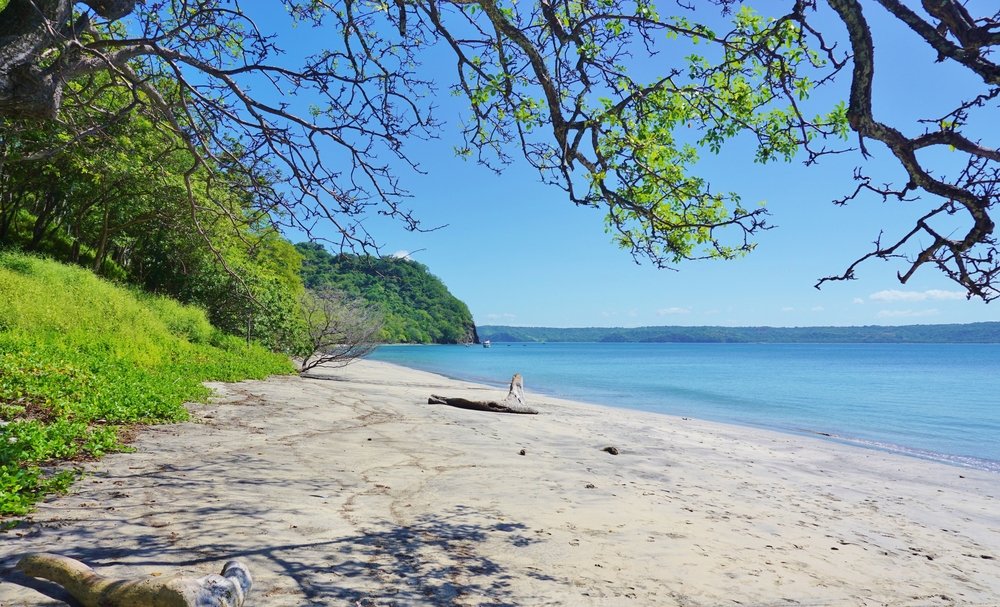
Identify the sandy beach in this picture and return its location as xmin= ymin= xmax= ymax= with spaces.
xmin=1 ymin=359 xmax=999 ymax=606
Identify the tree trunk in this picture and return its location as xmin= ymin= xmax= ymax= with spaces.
xmin=92 ymin=205 xmax=111 ymax=272
xmin=27 ymin=193 xmax=52 ymax=250
xmin=428 ymin=373 xmax=538 ymax=414
xmin=0 ymin=189 xmax=17 ymax=242
xmin=15 ymin=553 xmax=252 ymax=607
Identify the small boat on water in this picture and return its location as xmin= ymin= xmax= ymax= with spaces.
xmin=482 ymin=340 xmax=491 ymax=348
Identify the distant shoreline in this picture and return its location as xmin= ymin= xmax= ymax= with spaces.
xmin=477 ymin=321 xmax=1000 ymax=344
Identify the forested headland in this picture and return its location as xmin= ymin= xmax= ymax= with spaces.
xmin=479 ymin=323 xmax=1000 ymax=344
xmin=297 ymin=243 xmax=478 ymax=345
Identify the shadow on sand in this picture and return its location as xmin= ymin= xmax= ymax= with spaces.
xmin=4 ymin=493 xmax=553 ymax=606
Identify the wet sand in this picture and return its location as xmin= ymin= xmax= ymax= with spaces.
xmin=1 ymin=359 xmax=999 ymax=606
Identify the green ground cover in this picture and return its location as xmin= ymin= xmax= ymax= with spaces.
xmin=0 ymin=252 xmax=294 ymax=517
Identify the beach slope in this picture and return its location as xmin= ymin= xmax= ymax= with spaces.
xmin=2 ymin=360 xmax=998 ymax=605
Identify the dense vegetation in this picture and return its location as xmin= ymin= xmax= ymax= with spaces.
xmin=0 ymin=79 xmax=476 ymax=355
xmin=0 ymin=252 xmax=293 ymax=517
xmin=297 ymin=243 xmax=478 ymax=344
xmin=0 ymin=73 xmax=311 ymax=356
xmin=478 ymin=323 xmax=1000 ymax=344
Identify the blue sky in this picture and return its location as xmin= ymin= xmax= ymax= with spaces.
xmin=267 ymin=2 xmax=999 ymax=328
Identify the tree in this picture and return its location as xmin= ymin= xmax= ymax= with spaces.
xmin=298 ymin=287 xmax=383 ymax=373
xmin=812 ymin=0 xmax=999 ymax=300
xmin=1 ymin=1 xmax=998 ymax=299
xmin=1 ymin=0 xmax=432 ymax=254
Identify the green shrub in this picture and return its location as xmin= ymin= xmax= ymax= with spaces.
xmin=0 ymin=252 xmax=293 ymax=517
xmin=142 ymin=294 xmax=214 ymax=344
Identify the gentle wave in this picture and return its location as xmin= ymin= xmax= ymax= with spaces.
xmin=808 ymin=432 xmax=1000 ymax=473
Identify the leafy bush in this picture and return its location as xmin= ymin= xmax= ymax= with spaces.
xmin=0 ymin=252 xmax=293 ymax=516
xmin=142 ymin=294 xmax=214 ymax=344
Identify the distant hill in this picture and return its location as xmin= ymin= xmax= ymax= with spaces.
xmin=477 ymin=323 xmax=1000 ymax=344
xmin=296 ymin=243 xmax=478 ymax=344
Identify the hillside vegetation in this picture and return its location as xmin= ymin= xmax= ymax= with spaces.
xmin=1 ymin=78 xmax=312 ymax=357
xmin=298 ymin=243 xmax=478 ymax=344
xmin=478 ymin=323 xmax=1000 ymax=344
xmin=0 ymin=252 xmax=294 ymax=517
xmin=0 ymin=21 xmax=482 ymax=520
xmin=1 ymin=74 xmax=477 ymax=356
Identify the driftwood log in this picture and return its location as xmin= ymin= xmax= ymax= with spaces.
xmin=15 ymin=553 xmax=252 ymax=607
xmin=428 ymin=373 xmax=537 ymax=414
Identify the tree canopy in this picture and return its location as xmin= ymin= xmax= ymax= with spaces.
xmin=1 ymin=1 xmax=998 ymax=299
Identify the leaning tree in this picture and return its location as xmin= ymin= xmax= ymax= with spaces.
xmin=1 ymin=0 xmax=997 ymax=298
xmin=298 ymin=286 xmax=383 ymax=372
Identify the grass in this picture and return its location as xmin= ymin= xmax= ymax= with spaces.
xmin=0 ymin=251 xmax=294 ymax=517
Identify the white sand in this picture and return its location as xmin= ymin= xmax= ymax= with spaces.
xmin=2 ymin=359 xmax=999 ymax=606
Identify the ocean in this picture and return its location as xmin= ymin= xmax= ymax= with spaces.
xmin=369 ymin=342 xmax=1000 ymax=472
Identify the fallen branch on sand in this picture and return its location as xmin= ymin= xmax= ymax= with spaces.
xmin=428 ymin=373 xmax=538 ymax=414
xmin=15 ymin=553 xmax=252 ymax=607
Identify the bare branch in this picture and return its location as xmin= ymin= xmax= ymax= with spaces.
xmin=298 ymin=287 xmax=383 ymax=372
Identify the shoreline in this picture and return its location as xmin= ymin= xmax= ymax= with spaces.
xmin=401 ymin=359 xmax=1000 ymax=474
xmin=371 ymin=343 xmax=1000 ymax=474
xmin=3 ymin=359 xmax=999 ymax=605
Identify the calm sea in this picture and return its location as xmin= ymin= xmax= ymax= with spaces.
xmin=370 ymin=342 xmax=1000 ymax=472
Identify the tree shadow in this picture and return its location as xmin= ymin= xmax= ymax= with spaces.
xmin=298 ymin=372 xmax=351 ymax=382
xmin=3 ymin=488 xmax=556 ymax=606
xmin=1 ymin=397 xmax=562 ymax=606
xmin=311 ymin=506 xmax=556 ymax=605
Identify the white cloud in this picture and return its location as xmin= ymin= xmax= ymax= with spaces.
xmin=870 ymin=289 xmax=965 ymax=302
xmin=852 ymin=297 xmax=865 ymax=305
xmin=810 ymin=306 xmax=825 ymax=312
xmin=780 ymin=306 xmax=795 ymax=312
xmin=391 ymin=250 xmax=412 ymax=260
xmin=656 ymin=307 xmax=690 ymax=316
xmin=876 ymin=308 xmax=940 ymax=319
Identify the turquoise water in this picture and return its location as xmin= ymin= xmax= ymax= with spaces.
xmin=370 ymin=342 xmax=1000 ymax=472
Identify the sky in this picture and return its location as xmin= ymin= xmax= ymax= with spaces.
xmin=263 ymin=1 xmax=999 ymax=328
